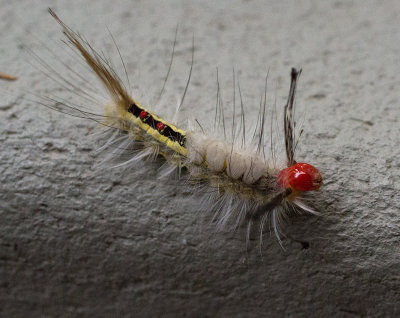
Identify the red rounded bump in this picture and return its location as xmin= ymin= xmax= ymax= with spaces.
xmin=157 ymin=122 xmax=165 ymax=131
xmin=140 ymin=110 xmax=147 ymax=119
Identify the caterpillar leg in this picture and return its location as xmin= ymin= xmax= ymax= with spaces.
xmin=249 ymin=188 xmax=292 ymax=221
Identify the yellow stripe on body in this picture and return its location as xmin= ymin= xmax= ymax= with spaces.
xmin=117 ymin=103 xmax=188 ymax=156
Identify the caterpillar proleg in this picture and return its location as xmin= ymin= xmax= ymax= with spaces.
xmin=38 ymin=9 xmax=323 ymax=247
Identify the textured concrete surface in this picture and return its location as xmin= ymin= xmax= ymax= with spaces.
xmin=1 ymin=0 xmax=399 ymax=317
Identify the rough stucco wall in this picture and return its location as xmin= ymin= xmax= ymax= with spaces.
xmin=1 ymin=0 xmax=399 ymax=317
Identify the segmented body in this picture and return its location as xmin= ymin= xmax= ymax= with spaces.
xmin=44 ymin=9 xmax=323 ymax=244
xmin=110 ymin=95 xmax=282 ymax=205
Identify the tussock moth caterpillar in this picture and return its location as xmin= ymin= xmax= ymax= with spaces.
xmin=34 ymin=9 xmax=323 ymax=248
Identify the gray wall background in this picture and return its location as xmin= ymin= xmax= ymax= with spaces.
xmin=1 ymin=0 xmax=399 ymax=317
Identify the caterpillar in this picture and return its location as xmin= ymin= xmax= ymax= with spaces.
xmin=37 ymin=9 xmax=323 ymax=247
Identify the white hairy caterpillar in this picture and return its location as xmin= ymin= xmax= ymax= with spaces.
xmin=33 ymin=9 xmax=323 ymax=247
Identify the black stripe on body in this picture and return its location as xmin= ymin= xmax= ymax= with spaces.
xmin=128 ymin=103 xmax=186 ymax=147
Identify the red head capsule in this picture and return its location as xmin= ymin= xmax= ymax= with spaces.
xmin=277 ymin=163 xmax=322 ymax=192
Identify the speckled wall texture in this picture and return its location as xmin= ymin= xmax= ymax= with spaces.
xmin=0 ymin=1 xmax=399 ymax=317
